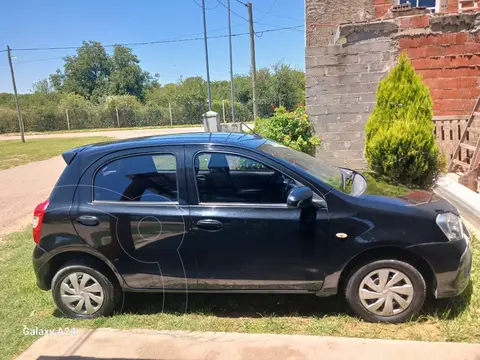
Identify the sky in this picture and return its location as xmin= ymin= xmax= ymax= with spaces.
xmin=0 ymin=0 xmax=306 ymax=94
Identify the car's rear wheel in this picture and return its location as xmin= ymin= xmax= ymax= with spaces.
xmin=345 ymin=260 xmax=426 ymax=323
xmin=51 ymin=263 xmax=118 ymax=319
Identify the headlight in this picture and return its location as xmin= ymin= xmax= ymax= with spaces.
xmin=436 ymin=212 xmax=463 ymax=241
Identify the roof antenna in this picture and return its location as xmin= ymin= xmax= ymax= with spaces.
xmin=241 ymin=122 xmax=258 ymax=135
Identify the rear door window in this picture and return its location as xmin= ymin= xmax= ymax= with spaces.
xmin=94 ymin=154 xmax=178 ymax=202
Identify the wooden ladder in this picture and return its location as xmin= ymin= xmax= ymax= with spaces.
xmin=447 ymin=96 xmax=480 ymax=173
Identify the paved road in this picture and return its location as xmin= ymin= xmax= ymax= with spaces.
xmin=0 ymin=127 xmax=203 ymax=237
xmin=16 ymin=328 xmax=480 ymax=360
xmin=0 ymin=126 xmax=204 ymax=141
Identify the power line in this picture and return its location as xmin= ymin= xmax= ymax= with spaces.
xmin=235 ymin=0 xmax=247 ymax=5
xmin=255 ymin=9 xmax=303 ymax=22
xmin=0 ymin=56 xmax=67 ymax=67
xmin=9 ymin=25 xmax=303 ymax=53
xmin=256 ymin=0 xmax=279 ymax=23
xmin=192 ymin=0 xmax=221 ymax=10
xmin=217 ymin=0 xmax=249 ymax=22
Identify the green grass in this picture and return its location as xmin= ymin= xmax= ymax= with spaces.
xmin=0 ymin=137 xmax=112 ymax=170
xmin=1 ymin=124 xmax=204 ymax=137
xmin=0 ymin=230 xmax=478 ymax=360
xmin=362 ymin=172 xmax=412 ymax=197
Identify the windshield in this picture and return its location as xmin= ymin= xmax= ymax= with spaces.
xmin=258 ymin=140 xmax=351 ymax=194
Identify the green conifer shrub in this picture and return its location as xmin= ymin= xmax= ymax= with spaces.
xmin=365 ymin=54 xmax=445 ymax=188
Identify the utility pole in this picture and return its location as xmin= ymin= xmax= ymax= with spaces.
xmin=115 ymin=105 xmax=120 ymax=127
xmin=65 ymin=109 xmax=70 ymax=130
xmin=247 ymin=3 xmax=258 ymax=121
xmin=169 ymin=102 xmax=173 ymax=126
xmin=222 ymin=100 xmax=226 ymax=123
xmin=227 ymin=0 xmax=235 ymax=122
xmin=7 ymin=46 xmax=25 ymax=142
xmin=201 ymin=0 xmax=212 ymax=111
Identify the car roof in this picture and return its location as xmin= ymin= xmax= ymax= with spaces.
xmin=63 ymin=132 xmax=267 ymax=164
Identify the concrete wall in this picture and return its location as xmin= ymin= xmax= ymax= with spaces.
xmin=305 ymin=12 xmax=480 ymax=169
xmin=306 ymin=22 xmax=398 ymax=169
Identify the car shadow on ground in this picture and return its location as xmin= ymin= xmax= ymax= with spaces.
xmin=108 ymin=280 xmax=473 ymax=320
xmin=52 ymin=281 xmax=473 ymax=320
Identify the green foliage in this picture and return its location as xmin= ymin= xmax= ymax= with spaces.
xmin=50 ymin=41 xmax=150 ymax=102
xmin=255 ymin=105 xmax=321 ymax=156
xmin=365 ymin=54 xmax=445 ymax=188
xmin=0 ymin=57 xmax=307 ymax=133
xmin=0 ymin=108 xmax=18 ymax=133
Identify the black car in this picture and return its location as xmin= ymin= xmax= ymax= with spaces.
xmin=32 ymin=133 xmax=472 ymax=323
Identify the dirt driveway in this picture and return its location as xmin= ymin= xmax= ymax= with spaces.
xmin=0 ymin=127 xmax=203 ymax=237
xmin=0 ymin=126 xmax=203 ymax=141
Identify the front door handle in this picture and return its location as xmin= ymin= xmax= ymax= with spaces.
xmin=76 ymin=215 xmax=100 ymax=227
xmin=197 ymin=219 xmax=222 ymax=231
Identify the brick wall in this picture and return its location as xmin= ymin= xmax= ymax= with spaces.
xmin=375 ymin=0 xmax=395 ymax=18
xmin=305 ymin=12 xmax=480 ymax=169
xmin=374 ymin=0 xmax=474 ymax=18
xmin=399 ymin=14 xmax=480 ymax=116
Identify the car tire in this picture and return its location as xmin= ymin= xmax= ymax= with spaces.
xmin=51 ymin=262 xmax=118 ymax=319
xmin=345 ymin=259 xmax=426 ymax=323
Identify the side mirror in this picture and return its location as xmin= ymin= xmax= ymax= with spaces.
xmin=287 ymin=186 xmax=313 ymax=209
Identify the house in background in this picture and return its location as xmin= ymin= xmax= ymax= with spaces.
xmin=306 ymin=0 xmax=480 ymax=182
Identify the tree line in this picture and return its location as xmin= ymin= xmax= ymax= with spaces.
xmin=0 ymin=41 xmax=306 ymax=133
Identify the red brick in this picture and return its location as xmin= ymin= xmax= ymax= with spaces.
xmin=425 ymin=77 xmax=479 ymax=89
xmin=418 ymin=69 xmax=444 ymax=79
xmin=443 ymin=43 xmax=480 ymax=56
xmin=375 ymin=4 xmax=391 ymax=18
xmin=430 ymin=89 xmax=461 ymax=100
xmin=435 ymin=110 xmax=471 ymax=116
xmin=418 ymin=34 xmax=437 ymax=46
xmin=438 ymin=67 xmax=480 ymax=77
xmin=405 ymin=47 xmax=428 ymax=59
xmin=434 ymin=99 xmax=474 ymax=111
xmin=447 ymin=0 xmax=459 ymax=12
xmin=411 ymin=57 xmax=452 ymax=69
xmin=399 ymin=37 xmax=419 ymax=49
xmin=461 ymin=88 xmax=480 ymax=98
xmin=450 ymin=54 xmax=480 ymax=67
xmin=425 ymin=46 xmax=444 ymax=57
xmin=428 ymin=33 xmax=469 ymax=46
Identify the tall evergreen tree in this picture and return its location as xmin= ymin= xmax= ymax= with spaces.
xmin=365 ymin=54 xmax=444 ymax=187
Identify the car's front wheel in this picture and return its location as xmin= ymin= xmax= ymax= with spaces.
xmin=345 ymin=260 xmax=426 ymax=323
xmin=51 ymin=263 xmax=118 ymax=319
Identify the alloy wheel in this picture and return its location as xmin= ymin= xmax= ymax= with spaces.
xmin=358 ymin=268 xmax=414 ymax=316
xmin=60 ymin=272 xmax=105 ymax=315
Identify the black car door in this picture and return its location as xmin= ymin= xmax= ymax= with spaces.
xmin=71 ymin=145 xmax=196 ymax=291
xmin=185 ymin=145 xmax=329 ymax=291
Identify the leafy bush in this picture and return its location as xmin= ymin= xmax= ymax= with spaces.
xmin=0 ymin=108 xmax=19 ymax=133
xmin=254 ymin=105 xmax=321 ymax=156
xmin=365 ymin=54 xmax=445 ymax=188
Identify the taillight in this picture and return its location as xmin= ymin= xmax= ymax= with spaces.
xmin=33 ymin=199 xmax=49 ymax=244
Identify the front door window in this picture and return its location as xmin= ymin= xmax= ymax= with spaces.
xmin=194 ymin=152 xmax=297 ymax=204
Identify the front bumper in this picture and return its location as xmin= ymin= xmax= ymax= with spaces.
xmin=408 ymin=236 xmax=472 ymax=299
xmin=435 ymin=242 xmax=472 ymax=298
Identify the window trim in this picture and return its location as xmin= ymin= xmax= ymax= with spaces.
xmin=398 ymin=0 xmax=439 ymax=12
xmin=192 ymin=150 xmax=309 ymax=207
xmin=91 ymin=152 xmax=179 ymax=205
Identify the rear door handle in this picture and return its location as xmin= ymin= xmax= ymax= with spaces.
xmin=197 ymin=219 xmax=222 ymax=231
xmin=76 ymin=215 xmax=100 ymax=227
